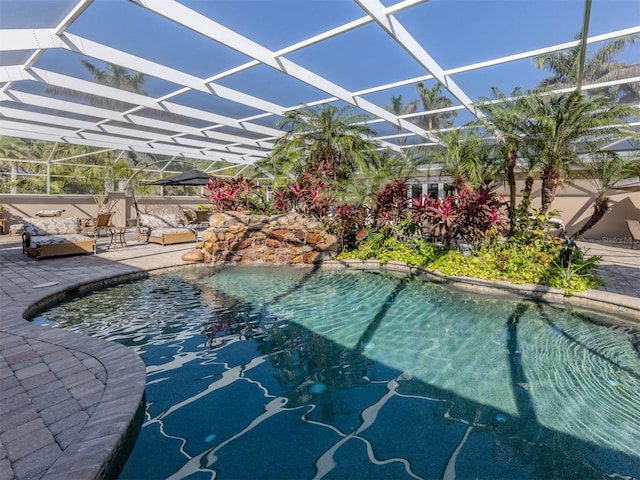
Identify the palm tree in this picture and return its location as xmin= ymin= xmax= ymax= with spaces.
xmin=78 ymin=150 xmax=132 ymax=210
xmin=0 ymin=138 xmax=81 ymax=194
xmin=416 ymin=82 xmax=457 ymax=130
xmin=47 ymin=60 xmax=148 ymax=110
xmin=81 ymin=61 xmax=147 ymax=93
xmin=515 ymin=90 xmax=635 ymax=214
xmin=574 ymin=151 xmax=639 ymax=236
xmin=519 ymin=154 xmax=543 ymax=205
xmin=534 ymin=33 xmax=640 ymax=103
xmin=426 ymin=129 xmax=487 ymax=191
xmin=335 ymin=174 xmax=378 ymax=211
xmin=478 ymin=88 xmax=529 ymax=234
xmin=264 ymin=104 xmax=380 ymax=183
xmin=384 ymin=95 xmax=419 ymax=145
xmin=366 ymin=148 xmax=415 ymax=185
xmin=8 ymin=142 xmax=95 ymax=194
xmin=0 ymin=136 xmax=34 ymax=193
xmin=332 ymin=148 xmax=415 ymax=212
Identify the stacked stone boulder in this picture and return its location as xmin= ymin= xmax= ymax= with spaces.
xmin=200 ymin=211 xmax=338 ymax=264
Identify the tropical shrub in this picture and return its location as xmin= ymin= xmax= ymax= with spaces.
xmin=455 ymin=184 xmax=507 ymax=244
xmin=411 ymin=183 xmax=507 ymax=246
xmin=338 ymin=235 xmax=601 ymax=292
xmin=328 ymin=204 xmax=369 ymax=252
xmin=411 ymin=194 xmax=458 ymax=245
xmin=271 ymin=175 xmax=333 ymax=219
xmin=373 ymin=179 xmax=410 ymax=235
xmin=207 ymin=175 xmax=255 ymax=212
xmin=510 ymin=196 xmax=564 ymax=241
xmin=540 ymin=239 xmax=603 ymax=293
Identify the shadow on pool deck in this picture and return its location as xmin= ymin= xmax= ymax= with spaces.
xmin=0 ymin=235 xmax=639 ymax=479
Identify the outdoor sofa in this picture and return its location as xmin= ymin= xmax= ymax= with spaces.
xmin=22 ymin=216 xmax=96 ymax=259
xmin=138 ymin=212 xmax=197 ymax=246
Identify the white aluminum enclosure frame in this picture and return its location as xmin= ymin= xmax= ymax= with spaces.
xmin=0 ymin=0 xmax=638 ymax=167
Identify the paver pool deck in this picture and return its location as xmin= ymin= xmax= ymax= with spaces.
xmin=1 ymin=234 xmax=639 ymax=480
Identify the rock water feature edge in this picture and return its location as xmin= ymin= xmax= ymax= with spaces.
xmin=182 ymin=211 xmax=339 ymax=265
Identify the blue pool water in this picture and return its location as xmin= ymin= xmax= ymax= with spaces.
xmin=33 ymin=266 xmax=640 ymax=479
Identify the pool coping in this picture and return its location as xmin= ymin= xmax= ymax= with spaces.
xmin=16 ymin=266 xmax=206 ymax=479
xmin=2 ymin=249 xmax=639 ymax=480
xmin=3 ymin=273 xmax=153 ymax=479
xmin=0 ymin=239 xmax=198 ymax=480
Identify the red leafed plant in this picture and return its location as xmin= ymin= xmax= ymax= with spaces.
xmin=272 ymin=179 xmax=332 ymax=219
xmin=411 ymin=182 xmax=506 ymax=245
xmin=332 ymin=203 xmax=369 ymax=252
xmin=373 ymin=180 xmax=410 ymax=235
xmin=454 ymin=182 xmax=507 ymax=244
xmin=206 ymin=175 xmax=255 ymax=212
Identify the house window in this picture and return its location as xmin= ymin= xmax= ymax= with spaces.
xmin=427 ymin=183 xmax=439 ymax=199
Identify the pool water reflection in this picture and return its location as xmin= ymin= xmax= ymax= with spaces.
xmin=34 ymin=266 xmax=640 ymax=479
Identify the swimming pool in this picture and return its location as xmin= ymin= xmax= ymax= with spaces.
xmin=33 ymin=265 xmax=640 ymax=479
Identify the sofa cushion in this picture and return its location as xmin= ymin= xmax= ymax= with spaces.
xmin=23 ymin=217 xmax=80 ymax=236
xmin=139 ymin=213 xmax=181 ymax=230
xmin=35 ymin=209 xmax=65 ymax=217
xmin=28 ymin=233 xmax=90 ymax=247
xmin=149 ymin=227 xmax=193 ymax=237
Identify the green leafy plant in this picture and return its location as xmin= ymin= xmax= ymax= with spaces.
xmin=544 ymin=254 xmax=603 ymax=293
xmin=510 ymin=198 xmax=563 ymax=242
xmin=339 ymin=234 xmax=602 ymax=292
xmin=541 ymin=241 xmax=603 ymax=293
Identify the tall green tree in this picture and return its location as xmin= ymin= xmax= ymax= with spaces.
xmin=264 ymin=104 xmax=380 ymax=183
xmin=335 ymin=148 xmax=415 ymax=208
xmin=516 ymin=91 xmax=634 ymax=214
xmin=478 ymin=88 xmax=529 ymax=234
xmin=574 ymin=151 xmax=639 ymax=236
xmin=416 ymin=82 xmax=457 ymax=130
xmin=47 ymin=60 xmax=147 ymax=109
xmin=384 ymin=95 xmax=419 ymax=145
xmin=78 ymin=150 xmax=132 ymax=210
xmin=519 ymin=154 xmax=543 ymax=206
xmin=0 ymin=137 xmax=34 ymax=193
xmin=534 ymin=33 xmax=640 ymax=103
xmin=426 ymin=129 xmax=488 ymax=191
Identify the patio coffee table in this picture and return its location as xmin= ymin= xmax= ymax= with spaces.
xmin=107 ymin=226 xmax=128 ymax=249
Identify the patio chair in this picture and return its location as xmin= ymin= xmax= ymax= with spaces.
xmin=626 ymin=220 xmax=640 ymax=249
xmin=195 ymin=210 xmax=211 ymax=229
xmin=181 ymin=208 xmax=198 ymax=229
xmin=83 ymin=212 xmax=114 ymax=237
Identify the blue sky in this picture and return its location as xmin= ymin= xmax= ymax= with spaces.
xmin=4 ymin=0 xmax=638 ymax=96
xmin=1 ymin=0 xmax=638 ymax=146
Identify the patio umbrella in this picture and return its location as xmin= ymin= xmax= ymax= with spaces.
xmin=147 ymin=169 xmax=212 ymax=186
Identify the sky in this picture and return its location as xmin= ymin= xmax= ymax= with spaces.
xmin=0 ymin=0 xmax=638 ymax=154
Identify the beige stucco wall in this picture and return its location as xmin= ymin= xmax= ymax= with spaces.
xmin=493 ymin=179 xmax=640 ymax=240
xmin=0 ymin=193 xmax=207 ymax=232
xmin=0 ymin=194 xmax=97 ymax=229
xmin=1 ymin=181 xmax=638 ymax=240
